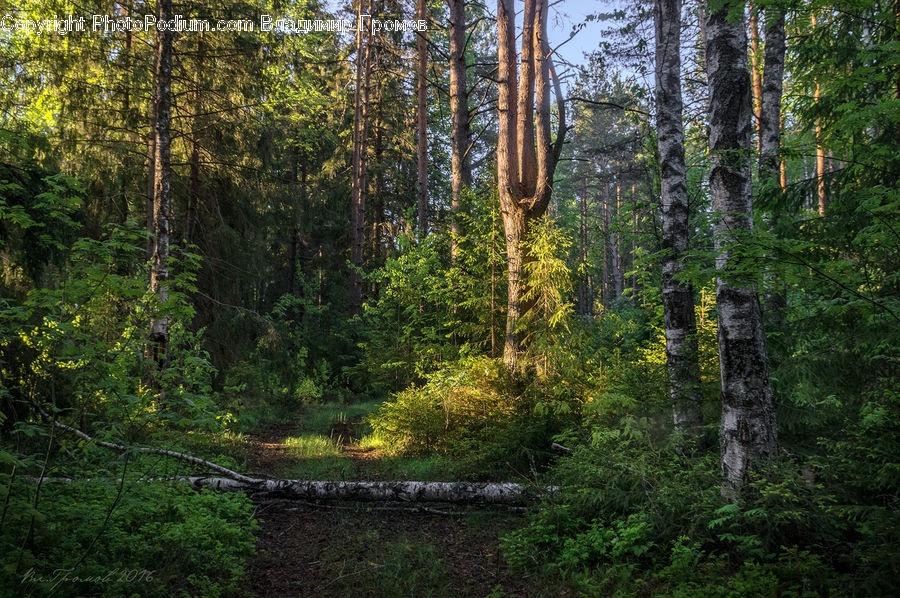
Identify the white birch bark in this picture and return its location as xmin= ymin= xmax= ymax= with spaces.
xmin=705 ymin=1 xmax=777 ymax=495
xmin=148 ymin=0 xmax=173 ymax=358
xmin=655 ymin=0 xmax=703 ymax=432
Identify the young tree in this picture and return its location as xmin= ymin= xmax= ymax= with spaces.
xmin=496 ymin=0 xmax=566 ymax=372
xmin=705 ymin=1 xmax=777 ymax=493
xmin=654 ymin=0 xmax=703 ymax=432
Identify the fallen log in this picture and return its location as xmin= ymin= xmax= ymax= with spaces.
xmin=186 ymin=477 xmax=551 ymax=505
xmin=35 ymin=414 xmax=554 ymax=505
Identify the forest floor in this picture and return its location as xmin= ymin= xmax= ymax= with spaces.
xmin=242 ymin=405 xmax=553 ymax=597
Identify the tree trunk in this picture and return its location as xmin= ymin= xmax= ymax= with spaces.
xmin=577 ymin=176 xmax=590 ymax=316
xmin=185 ymin=37 xmax=204 ymax=245
xmin=192 ymin=478 xmax=545 ymax=505
xmin=706 ymin=1 xmax=777 ymax=495
xmin=496 ymin=0 xmax=566 ymax=372
xmin=149 ymin=0 xmax=174 ymax=361
xmin=655 ymin=0 xmax=703 ymax=432
xmin=448 ymin=0 xmax=471 ymax=263
xmin=601 ymin=180 xmax=609 ymax=306
xmin=759 ymin=6 xmax=787 ymax=319
xmin=749 ymin=4 xmax=763 ymax=154
xmin=759 ymin=8 xmax=785 ymax=185
xmin=416 ymin=0 xmax=428 ymax=235
xmin=812 ymin=13 xmax=826 ymax=216
xmin=614 ymin=182 xmax=624 ymax=297
xmin=350 ymin=0 xmax=373 ymax=314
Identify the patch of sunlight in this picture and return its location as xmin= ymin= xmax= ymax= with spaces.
xmin=358 ymin=430 xmax=400 ymax=455
xmin=282 ymin=433 xmax=343 ymax=458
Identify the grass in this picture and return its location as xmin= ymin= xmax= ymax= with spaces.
xmin=282 ymin=433 xmax=343 ymax=458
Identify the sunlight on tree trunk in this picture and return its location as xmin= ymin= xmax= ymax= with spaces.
xmin=496 ymin=0 xmax=566 ymax=373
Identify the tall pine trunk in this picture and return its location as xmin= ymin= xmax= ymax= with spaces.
xmin=149 ymin=0 xmax=174 ymax=361
xmin=350 ymin=0 xmax=373 ymax=314
xmin=706 ymin=1 xmax=777 ymax=495
xmin=811 ymin=13 xmax=826 ymax=216
xmin=448 ymin=0 xmax=471 ymax=263
xmin=655 ymin=0 xmax=702 ymax=432
xmin=416 ymin=0 xmax=428 ymax=234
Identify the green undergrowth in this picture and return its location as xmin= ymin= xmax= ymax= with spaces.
xmin=1 ymin=474 xmax=257 ymax=598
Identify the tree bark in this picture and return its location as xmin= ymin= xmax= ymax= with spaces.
xmin=613 ymin=182 xmax=624 ymax=297
xmin=601 ymin=178 xmax=609 ymax=306
xmin=759 ymin=6 xmax=787 ymax=319
xmin=749 ymin=4 xmax=763 ymax=154
xmin=811 ymin=13 xmax=826 ymax=216
xmin=185 ymin=36 xmax=204 ymax=245
xmin=758 ymin=8 xmax=785 ymax=185
xmin=706 ymin=1 xmax=777 ymax=495
xmin=448 ymin=0 xmax=471 ymax=263
xmin=577 ymin=176 xmax=590 ymax=316
xmin=190 ymin=478 xmax=545 ymax=505
xmin=655 ymin=0 xmax=703 ymax=432
xmin=350 ymin=0 xmax=374 ymax=314
xmin=149 ymin=0 xmax=174 ymax=360
xmin=416 ymin=0 xmax=428 ymax=235
xmin=496 ymin=0 xmax=566 ymax=372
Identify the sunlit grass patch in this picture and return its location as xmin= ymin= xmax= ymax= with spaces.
xmin=358 ymin=429 xmax=400 ymax=454
xmin=282 ymin=433 xmax=343 ymax=458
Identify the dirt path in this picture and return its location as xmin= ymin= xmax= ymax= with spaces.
xmin=244 ymin=418 xmax=549 ymax=597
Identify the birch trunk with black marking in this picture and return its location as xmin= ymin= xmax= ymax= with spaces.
xmin=148 ymin=0 xmax=174 ymax=361
xmin=449 ymin=0 xmax=471 ymax=263
xmin=416 ymin=0 xmax=428 ymax=235
xmin=759 ymin=6 xmax=787 ymax=319
xmin=496 ymin=0 xmax=566 ymax=373
xmin=706 ymin=2 xmax=777 ymax=495
xmin=759 ymin=8 xmax=785 ymax=183
xmin=189 ymin=478 xmax=546 ymax=505
xmin=655 ymin=0 xmax=702 ymax=432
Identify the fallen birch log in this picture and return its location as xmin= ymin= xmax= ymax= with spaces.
xmin=186 ymin=477 xmax=550 ymax=505
xmin=37 ymin=414 xmax=554 ymax=505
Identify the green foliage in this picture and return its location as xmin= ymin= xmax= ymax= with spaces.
xmin=369 ymin=356 xmax=568 ymax=480
xmin=0 ymin=478 xmax=257 ymax=598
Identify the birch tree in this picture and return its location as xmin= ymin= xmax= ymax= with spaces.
xmin=149 ymin=0 xmax=174 ymax=360
xmin=496 ymin=0 xmax=566 ymax=372
xmin=758 ymin=5 xmax=786 ymax=184
xmin=706 ymin=0 xmax=777 ymax=494
xmin=654 ymin=0 xmax=703 ymax=431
